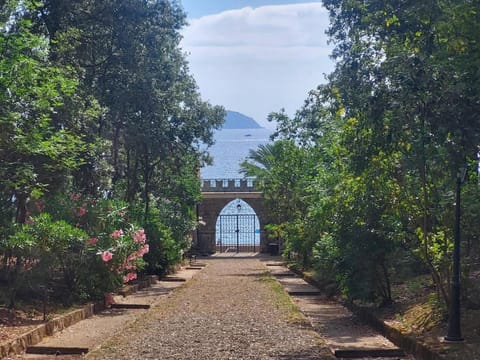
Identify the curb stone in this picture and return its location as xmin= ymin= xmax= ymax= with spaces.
xmin=0 ymin=275 xmax=159 ymax=359
xmin=345 ymin=302 xmax=446 ymax=360
xmin=0 ymin=303 xmax=103 ymax=359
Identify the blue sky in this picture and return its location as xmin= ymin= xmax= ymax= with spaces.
xmin=180 ymin=1 xmax=333 ymax=128
xmin=180 ymin=0 xmax=316 ymax=19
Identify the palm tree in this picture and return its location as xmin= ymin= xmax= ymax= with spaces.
xmin=240 ymin=141 xmax=289 ymax=180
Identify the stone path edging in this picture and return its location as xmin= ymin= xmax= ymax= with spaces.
xmin=266 ymin=262 xmax=406 ymax=359
xmin=289 ymin=265 xmax=446 ymax=360
xmin=0 ymin=302 xmax=103 ymax=359
xmin=345 ymin=302 xmax=445 ymax=360
xmin=0 ymin=271 xmax=181 ymax=359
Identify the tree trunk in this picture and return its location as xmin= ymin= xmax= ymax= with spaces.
xmin=111 ymin=119 xmax=122 ymax=195
xmin=381 ymin=260 xmax=392 ymax=303
xmin=15 ymin=193 xmax=27 ymax=224
xmin=143 ymin=151 xmax=151 ymax=221
xmin=419 ymin=116 xmax=449 ymax=306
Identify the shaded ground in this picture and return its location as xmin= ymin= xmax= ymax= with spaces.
xmin=267 ymin=262 xmax=413 ymax=360
xmin=374 ymin=273 xmax=480 ymax=360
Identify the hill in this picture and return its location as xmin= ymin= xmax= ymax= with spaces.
xmin=223 ymin=110 xmax=262 ymax=129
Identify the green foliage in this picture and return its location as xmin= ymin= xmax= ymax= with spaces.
xmin=241 ymin=140 xmax=318 ymax=267
xmin=1 ymin=213 xmax=88 ymax=307
xmin=143 ymin=209 xmax=181 ymax=276
xmin=0 ymin=5 xmax=86 ymax=224
xmin=0 ymin=0 xmax=222 ymax=308
xmin=252 ymin=0 xmax=480 ymax=306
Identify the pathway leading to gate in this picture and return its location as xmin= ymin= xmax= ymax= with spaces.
xmin=89 ymin=256 xmax=334 ymax=360
xmin=17 ymin=256 xmax=415 ymax=360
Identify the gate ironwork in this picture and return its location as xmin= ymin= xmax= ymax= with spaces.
xmin=216 ymin=214 xmax=258 ymax=253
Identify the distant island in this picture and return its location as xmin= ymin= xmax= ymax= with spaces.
xmin=222 ymin=110 xmax=262 ymax=129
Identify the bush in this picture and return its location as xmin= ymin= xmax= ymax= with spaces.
xmin=139 ymin=207 xmax=182 ymax=276
xmin=1 ymin=213 xmax=88 ymax=307
xmin=0 ymin=196 xmax=152 ymax=307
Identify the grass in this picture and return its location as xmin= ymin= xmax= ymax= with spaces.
xmin=257 ymin=272 xmax=309 ymax=326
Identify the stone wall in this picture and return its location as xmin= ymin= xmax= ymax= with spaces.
xmin=194 ymin=194 xmax=271 ymax=254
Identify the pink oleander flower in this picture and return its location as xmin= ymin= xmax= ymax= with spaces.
xmin=86 ymin=237 xmax=98 ymax=246
xmin=100 ymin=251 xmax=113 ymax=262
xmin=75 ymin=203 xmax=87 ymax=217
xmin=123 ymin=272 xmax=138 ymax=283
xmin=125 ymin=264 xmax=137 ymax=271
xmin=133 ymin=228 xmax=146 ymax=244
xmin=111 ymin=229 xmax=123 ymax=239
xmin=137 ymin=244 xmax=149 ymax=256
xmin=69 ymin=193 xmax=81 ymax=201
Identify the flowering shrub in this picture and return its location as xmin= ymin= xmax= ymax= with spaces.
xmin=20 ymin=195 xmax=151 ymax=301
xmin=91 ymin=225 xmax=149 ymax=284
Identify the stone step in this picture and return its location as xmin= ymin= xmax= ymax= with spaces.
xmin=334 ymin=348 xmax=405 ymax=358
xmin=26 ymin=346 xmax=89 ymax=355
xmin=110 ymin=303 xmax=150 ymax=309
xmin=265 ymin=262 xmax=287 ymax=267
xmin=161 ymin=276 xmax=187 ymax=282
xmin=271 ymin=272 xmax=297 ymax=278
xmin=287 ymin=290 xmax=322 ymax=296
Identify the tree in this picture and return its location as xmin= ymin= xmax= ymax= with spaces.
xmin=0 ymin=1 xmax=86 ymax=226
xmin=254 ymin=0 xmax=480 ymax=304
xmin=35 ymin=0 xmax=224 ymax=213
xmin=241 ymin=140 xmax=317 ymax=266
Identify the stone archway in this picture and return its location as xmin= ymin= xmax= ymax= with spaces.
xmin=194 ymin=183 xmax=270 ymax=254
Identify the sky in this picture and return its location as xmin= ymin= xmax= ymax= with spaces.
xmin=180 ymin=1 xmax=334 ymax=128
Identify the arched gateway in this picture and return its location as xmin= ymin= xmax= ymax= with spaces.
xmin=193 ymin=179 xmax=271 ymax=254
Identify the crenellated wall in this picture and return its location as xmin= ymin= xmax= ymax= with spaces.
xmin=200 ymin=178 xmax=261 ymax=192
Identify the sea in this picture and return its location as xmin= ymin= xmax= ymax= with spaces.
xmin=200 ymin=128 xmax=273 ymax=251
xmin=201 ymin=128 xmax=272 ymax=246
xmin=200 ymin=128 xmax=273 ymax=179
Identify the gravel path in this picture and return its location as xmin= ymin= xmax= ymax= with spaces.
xmin=88 ymin=257 xmax=334 ymax=360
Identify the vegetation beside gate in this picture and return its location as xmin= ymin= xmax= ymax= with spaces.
xmin=0 ymin=0 xmax=224 ymax=309
xmin=241 ymin=0 xmax=480 ymax=342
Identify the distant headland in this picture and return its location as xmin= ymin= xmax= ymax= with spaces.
xmin=222 ymin=110 xmax=262 ymax=129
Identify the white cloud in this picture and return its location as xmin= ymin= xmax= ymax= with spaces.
xmin=183 ymin=3 xmax=329 ymax=47
xmin=181 ymin=2 xmax=333 ymax=127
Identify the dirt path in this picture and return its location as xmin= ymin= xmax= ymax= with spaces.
xmin=87 ymin=256 xmax=334 ymax=360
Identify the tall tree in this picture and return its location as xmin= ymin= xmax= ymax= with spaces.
xmin=0 ymin=1 xmax=85 ymax=226
xmin=35 ymin=0 xmax=224 ymax=211
xmin=320 ymin=0 xmax=480 ymax=304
